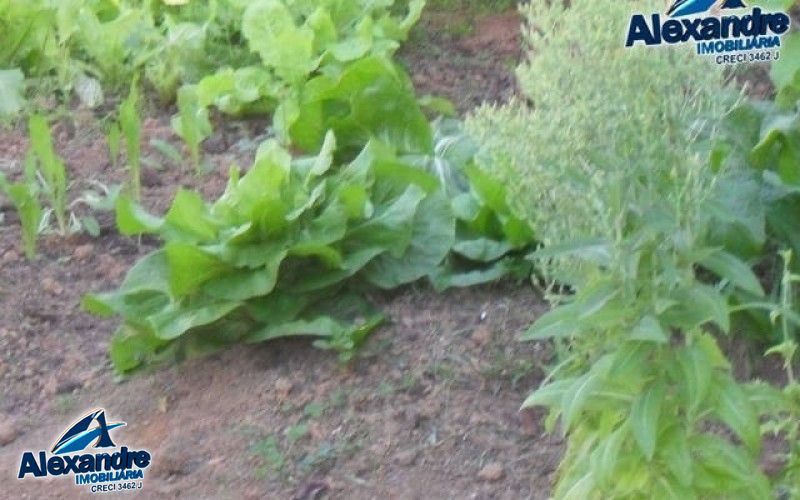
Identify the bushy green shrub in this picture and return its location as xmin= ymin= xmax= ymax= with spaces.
xmin=468 ymin=0 xmax=800 ymax=497
xmin=467 ymin=0 xmax=732 ymax=285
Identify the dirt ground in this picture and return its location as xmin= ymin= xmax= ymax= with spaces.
xmin=0 ymin=9 xmax=566 ymax=499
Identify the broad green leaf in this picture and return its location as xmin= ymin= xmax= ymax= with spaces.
xmin=164 ymin=189 xmax=219 ymax=242
xmin=115 ymin=195 xmax=163 ymax=235
xmin=522 ymin=281 xmax=620 ymax=340
xmin=658 ymin=425 xmax=692 ymax=486
xmin=347 ymin=184 xmax=425 ymax=253
xmin=521 ymin=377 xmax=578 ymax=409
xmin=150 ymin=299 xmax=241 ymax=340
xmin=676 ymin=339 xmax=714 ymax=416
xmin=203 ymin=260 xmax=285 ymax=302
xmin=453 ymin=238 xmax=513 ymax=262
xmin=770 ymin=31 xmax=800 ymax=92
xmin=630 ymin=315 xmax=669 ymax=343
xmin=328 ymin=17 xmax=373 ymax=62
xmin=363 ymin=190 xmax=455 ymax=288
xmin=247 ymin=316 xmax=343 ymax=343
xmin=593 ymin=426 xmax=626 ymax=486
xmin=522 ymin=303 xmax=582 ymax=340
xmin=707 ymin=171 xmax=765 ymax=259
xmin=561 ymin=371 xmax=600 ymax=430
xmin=290 ymin=57 xmax=433 ymax=154
xmin=660 ymin=284 xmax=730 ymax=333
xmin=0 ymin=68 xmax=25 ymax=118
xmin=699 ymin=250 xmax=764 ymax=297
xmin=242 ymin=0 xmax=317 ymax=83
xmin=528 ymin=238 xmax=611 ymax=267
xmin=691 ymin=434 xmax=771 ymax=498
xmin=165 ymin=242 xmax=231 ymax=296
xmin=712 ymin=374 xmax=761 ymax=455
xmin=429 ymin=259 xmax=516 ymax=291
xmin=109 ymin=324 xmax=171 ymax=374
xmin=628 ymin=381 xmax=665 ymax=460
xmin=116 ymin=250 xmax=172 ymax=296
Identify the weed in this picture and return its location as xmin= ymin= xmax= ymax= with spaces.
xmin=303 ymin=402 xmax=326 ymax=419
xmin=250 ymin=435 xmax=284 ymax=472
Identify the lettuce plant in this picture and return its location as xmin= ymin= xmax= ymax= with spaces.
xmin=85 ymin=133 xmax=454 ymax=372
xmin=174 ymin=0 xmax=428 ymax=156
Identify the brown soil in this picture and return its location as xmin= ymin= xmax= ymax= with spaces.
xmin=0 ymin=10 xmax=563 ymax=499
xmin=402 ymin=11 xmax=522 ymax=113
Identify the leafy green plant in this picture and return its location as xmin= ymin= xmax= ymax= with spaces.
xmin=84 ymin=132 xmax=455 ymax=372
xmin=0 ymin=68 xmax=25 ymax=120
xmin=0 ymin=170 xmax=42 ymax=260
xmin=174 ymin=0 xmax=428 ymax=156
xmin=2 ymin=115 xmax=113 ymax=253
xmin=28 ymin=114 xmax=68 ymax=235
xmin=0 ymin=0 xmax=251 ymax=117
xmin=119 ymin=80 xmax=142 ymax=200
xmin=467 ymin=0 xmax=800 ymax=497
xmin=171 ymin=85 xmax=211 ymax=173
xmin=424 ymin=119 xmax=535 ymax=290
xmin=759 ymin=251 xmax=800 ymax=498
xmin=106 ymin=122 xmax=121 ymax=169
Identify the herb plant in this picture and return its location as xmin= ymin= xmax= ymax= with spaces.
xmin=469 ymin=0 xmax=800 ymax=497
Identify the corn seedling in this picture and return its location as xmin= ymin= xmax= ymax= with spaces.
xmin=119 ymin=79 xmax=141 ymax=201
xmin=0 ymin=170 xmax=42 ymax=260
xmin=172 ymin=86 xmax=211 ymax=174
xmin=106 ymin=122 xmax=121 ymax=169
xmin=27 ymin=114 xmax=68 ymax=235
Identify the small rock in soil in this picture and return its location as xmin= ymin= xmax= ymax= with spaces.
xmin=73 ymin=243 xmax=94 ymax=261
xmin=292 ymin=480 xmax=329 ymax=500
xmin=141 ymin=168 xmax=162 ymax=188
xmin=517 ymin=408 xmax=540 ymax=437
xmin=44 ymin=374 xmax=81 ymax=396
xmin=0 ymin=418 xmax=18 ymax=446
xmin=470 ymin=324 xmax=492 ymax=347
xmin=395 ymin=449 xmax=418 ymax=466
xmin=2 ymin=249 xmax=19 ymax=263
xmin=477 ymin=462 xmax=505 ymax=482
xmin=275 ymin=377 xmax=293 ymax=399
xmin=41 ymin=277 xmax=64 ymax=295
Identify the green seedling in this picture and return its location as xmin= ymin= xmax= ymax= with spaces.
xmin=106 ymin=122 xmax=121 ymax=168
xmin=28 ymin=114 xmax=67 ymax=235
xmin=250 ymin=435 xmax=284 ymax=473
xmin=172 ymin=86 xmax=211 ymax=174
xmin=119 ymin=79 xmax=141 ymax=200
xmin=0 ymin=171 xmax=42 ymax=260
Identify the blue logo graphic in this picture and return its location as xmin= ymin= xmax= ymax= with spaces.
xmin=51 ymin=409 xmax=126 ymax=455
xmin=667 ymin=0 xmax=747 ymax=18
xmin=18 ymin=407 xmax=151 ymax=492
xmin=625 ymin=2 xmax=790 ymax=63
